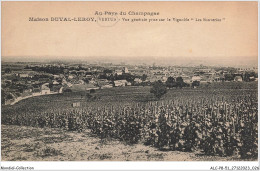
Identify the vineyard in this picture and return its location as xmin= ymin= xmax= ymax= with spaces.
xmin=1 ymin=82 xmax=258 ymax=160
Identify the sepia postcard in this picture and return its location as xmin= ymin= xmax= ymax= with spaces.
xmin=1 ymin=1 xmax=259 ymax=170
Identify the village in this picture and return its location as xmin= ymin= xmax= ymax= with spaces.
xmin=1 ymin=61 xmax=258 ymax=105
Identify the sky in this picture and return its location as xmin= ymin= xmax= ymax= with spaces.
xmin=1 ymin=1 xmax=258 ymax=67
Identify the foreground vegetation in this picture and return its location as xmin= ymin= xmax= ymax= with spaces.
xmin=1 ymin=82 xmax=258 ymax=160
xmin=3 ymin=124 xmax=247 ymax=161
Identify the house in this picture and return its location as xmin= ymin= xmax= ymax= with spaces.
xmin=123 ymin=67 xmax=129 ymax=74
xmin=72 ymin=102 xmax=80 ymax=107
xmin=200 ymin=78 xmax=208 ymax=83
xmin=68 ymin=74 xmax=76 ymax=79
xmin=89 ymin=79 xmax=97 ymax=84
xmin=114 ymin=80 xmax=128 ymax=87
xmin=41 ymin=83 xmax=51 ymax=95
xmin=58 ymin=87 xmax=63 ymax=93
xmin=192 ymin=76 xmax=201 ymax=82
xmin=101 ymin=84 xmax=113 ymax=89
xmin=249 ymin=76 xmax=255 ymax=81
xmin=77 ymin=70 xmax=86 ymax=76
xmin=215 ymin=75 xmax=225 ymax=82
xmin=52 ymin=80 xmax=59 ymax=85
xmin=86 ymin=75 xmax=93 ymax=79
xmin=39 ymin=78 xmax=51 ymax=83
xmin=115 ymin=70 xmax=123 ymax=76
xmin=62 ymin=79 xmax=67 ymax=84
xmin=68 ymin=82 xmax=73 ymax=87
xmin=32 ymin=88 xmax=41 ymax=96
xmin=98 ymin=79 xmax=113 ymax=89
xmin=23 ymin=88 xmax=32 ymax=93
xmin=126 ymin=82 xmax=132 ymax=86
xmin=134 ymin=78 xmax=142 ymax=84
xmin=51 ymin=85 xmax=63 ymax=93
xmin=183 ymin=77 xmax=191 ymax=83
xmin=19 ymin=73 xmax=29 ymax=78
xmin=53 ymin=75 xmax=59 ymax=78
xmin=148 ymin=77 xmax=160 ymax=83
xmin=161 ymin=76 xmax=167 ymax=83
xmin=234 ymin=76 xmax=243 ymax=82
xmin=17 ymin=80 xmax=26 ymax=85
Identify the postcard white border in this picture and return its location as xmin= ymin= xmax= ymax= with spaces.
xmin=0 ymin=0 xmax=259 ymax=171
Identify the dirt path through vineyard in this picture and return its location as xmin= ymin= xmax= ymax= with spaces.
xmin=1 ymin=125 xmax=242 ymax=161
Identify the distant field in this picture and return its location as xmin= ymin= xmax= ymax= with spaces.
xmin=1 ymin=82 xmax=257 ymax=116
xmin=1 ymin=63 xmax=26 ymax=72
xmin=199 ymin=81 xmax=257 ymax=89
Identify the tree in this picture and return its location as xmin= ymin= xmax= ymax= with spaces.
xmin=83 ymin=78 xmax=89 ymax=84
xmin=6 ymin=94 xmax=13 ymax=100
xmin=90 ymin=89 xmax=96 ymax=93
xmin=176 ymin=77 xmax=184 ymax=88
xmin=166 ymin=77 xmax=175 ymax=89
xmin=103 ymin=69 xmax=113 ymax=74
xmin=4 ymin=68 xmax=11 ymax=74
xmin=224 ymin=74 xmax=234 ymax=81
xmin=192 ymin=81 xmax=200 ymax=88
xmin=176 ymin=77 xmax=183 ymax=83
xmin=150 ymin=80 xmax=167 ymax=99
xmin=98 ymin=74 xmax=107 ymax=79
xmin=64 ymin=88 xmax=72 ymax=92
xmin=244 ymin=72 xmax=257 ymax=82
xmin=141 ymin=74 xmax=147 ymax=82
xmin=125 ymin=74 xmax=135 ymax=83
